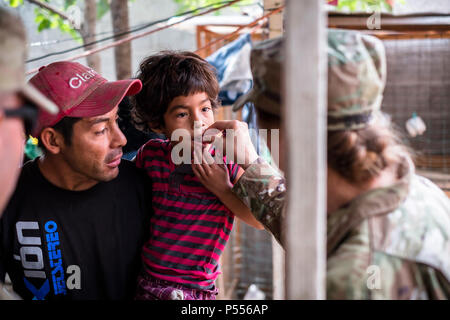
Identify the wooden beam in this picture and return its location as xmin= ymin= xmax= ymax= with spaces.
xmin=264 ymin=0 xmax=286 ymax=300
xmin=284 ymin=0 xmax=327 ymax=299
xmin=328 ymin=14 xmax=450 ymax=31
xmin=264 ymin=0 xmax=285 ymax=38
xmin=272 ymin=238 xmax=285 ymax=299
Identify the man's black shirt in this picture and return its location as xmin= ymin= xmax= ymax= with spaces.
xmin=0 ymin=159 xmax=151 ymax=300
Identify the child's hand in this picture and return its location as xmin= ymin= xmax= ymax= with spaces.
xmin=191 ymin=152 xmax=232 ymax=197
xmin=192 ymin=149 xmax=264 ymax=230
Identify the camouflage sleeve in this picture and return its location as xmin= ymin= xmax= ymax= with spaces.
xmin=371 ymin=254 xmax=450 ymax=299
xmin=232 ymin=157 xmax=286 ymax=247
xmin=327 ymin=235 xmax=450 ymax=299
xmin=326 ymin=219 xmax=372 ymax=299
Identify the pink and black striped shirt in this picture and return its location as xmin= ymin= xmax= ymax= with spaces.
xmin=136 ymin=139 xmax=240 ymax=290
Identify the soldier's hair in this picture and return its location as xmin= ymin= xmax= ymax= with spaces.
xmin=131 ymin=51 xmax=220 ymax=132
xmin=327 ymin=122 xmax=412 ymax=184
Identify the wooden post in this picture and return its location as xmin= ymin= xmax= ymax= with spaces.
xmin=81 ymin=0 xmax=101 ymax=73
xmin=110 ymin=0 xmax=132 ymax=80
xmin=271 ymin=238 xmax=285 ymax=299
xmin=264 ymin=0 xmax=286 ymax=301
xmin=283 ymin=0 xmax=327 ymax=299
xmin=264 ymin=0 xmax=284 ymax=38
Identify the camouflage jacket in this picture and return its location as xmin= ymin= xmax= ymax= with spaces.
xmin=232 ymin=157 xmax=286 ymax=246
xmin=232 ymin=158 xmax=450 ymax=299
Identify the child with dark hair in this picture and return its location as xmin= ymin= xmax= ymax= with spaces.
xmin=131 ymin=51 xmax=263 ymax=300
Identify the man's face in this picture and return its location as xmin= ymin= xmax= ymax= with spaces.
xmin=59 ymin=106 xmax=127 ymax=184
xmin=0 ymin=92 xmax=25 ymax=215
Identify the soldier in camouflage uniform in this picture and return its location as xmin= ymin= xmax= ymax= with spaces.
xmin=220 ymin=29 xmax=450 ymax=299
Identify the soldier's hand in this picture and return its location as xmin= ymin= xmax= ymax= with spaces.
xmin=203 ymin=120 xmax=258 ymax=169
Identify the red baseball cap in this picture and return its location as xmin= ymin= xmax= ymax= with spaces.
xmin=28 ymin=61 xmax=142 ymax=135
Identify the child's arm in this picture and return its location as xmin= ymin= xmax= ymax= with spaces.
xmin=192 ymin=159 xmax=264 ymax=230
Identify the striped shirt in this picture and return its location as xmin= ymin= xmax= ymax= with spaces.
xmin=136 ymin=139 xmax=240 ymax=290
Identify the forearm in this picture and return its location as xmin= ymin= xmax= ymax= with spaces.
xmin=232 ymin=157 xmax=286 ymax=246
xmin=218 ymin=189 xmax=265 ymax=230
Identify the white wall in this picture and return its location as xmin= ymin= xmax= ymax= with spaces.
xmin=6 ymin=0 xmax=262 ymax=81
xmin=7 ymin=0 xmax=195 ymax=80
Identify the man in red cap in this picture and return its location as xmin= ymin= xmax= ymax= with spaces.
xmin=30 ymin=61 xmax=143 ymax=187
xmin=0 ymin=61 xmax=152 ymax=300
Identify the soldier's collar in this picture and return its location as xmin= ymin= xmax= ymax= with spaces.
xmin=326 ymin=157 xmax=413 ymax=257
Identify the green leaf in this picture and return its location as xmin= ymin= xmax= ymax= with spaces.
xmin=49 ymin=18 xmax=59 ymax=29
xmin=35 ymin=12 xmax=45 ymax=24
xmin=37 ymin=19 xmax=51 ymax=32
xmin=9 ymin=0 xmax=23 ymax=8
xmin=335 ymin=0 xmax=398 ymax=13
